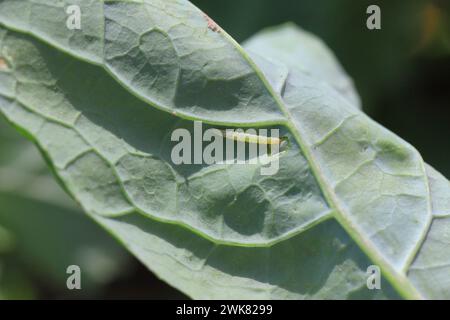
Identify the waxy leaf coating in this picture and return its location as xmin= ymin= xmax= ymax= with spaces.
xmin=0 ymin=0 xmax=449 ymax=299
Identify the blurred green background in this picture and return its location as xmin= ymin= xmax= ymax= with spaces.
xmin=0 ymin=0 xmax=448 ymax=299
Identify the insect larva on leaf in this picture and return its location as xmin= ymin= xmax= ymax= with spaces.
xmin=217 ymin=129 xmax=289 ymax=155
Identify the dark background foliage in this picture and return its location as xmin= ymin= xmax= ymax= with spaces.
xmin=0 ymin=0 xmax=448 ymax=299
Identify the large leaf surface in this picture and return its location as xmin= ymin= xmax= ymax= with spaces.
xmin=0 ymin=0 xmax=449 ymax=299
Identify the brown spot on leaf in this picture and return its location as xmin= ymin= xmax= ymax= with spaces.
xmin=0 ymin=57 xmax=8 ymax=71
xmin=203 ymin=13 xmax=220 ymax=33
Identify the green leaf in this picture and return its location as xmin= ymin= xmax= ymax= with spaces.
xmin=242 ymin=23 xmax=361 ymax=109
xmin=0 ymin=0 xmax=449 ymax=299
xmin=0 ymin=115 xmax=130 ymax=296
